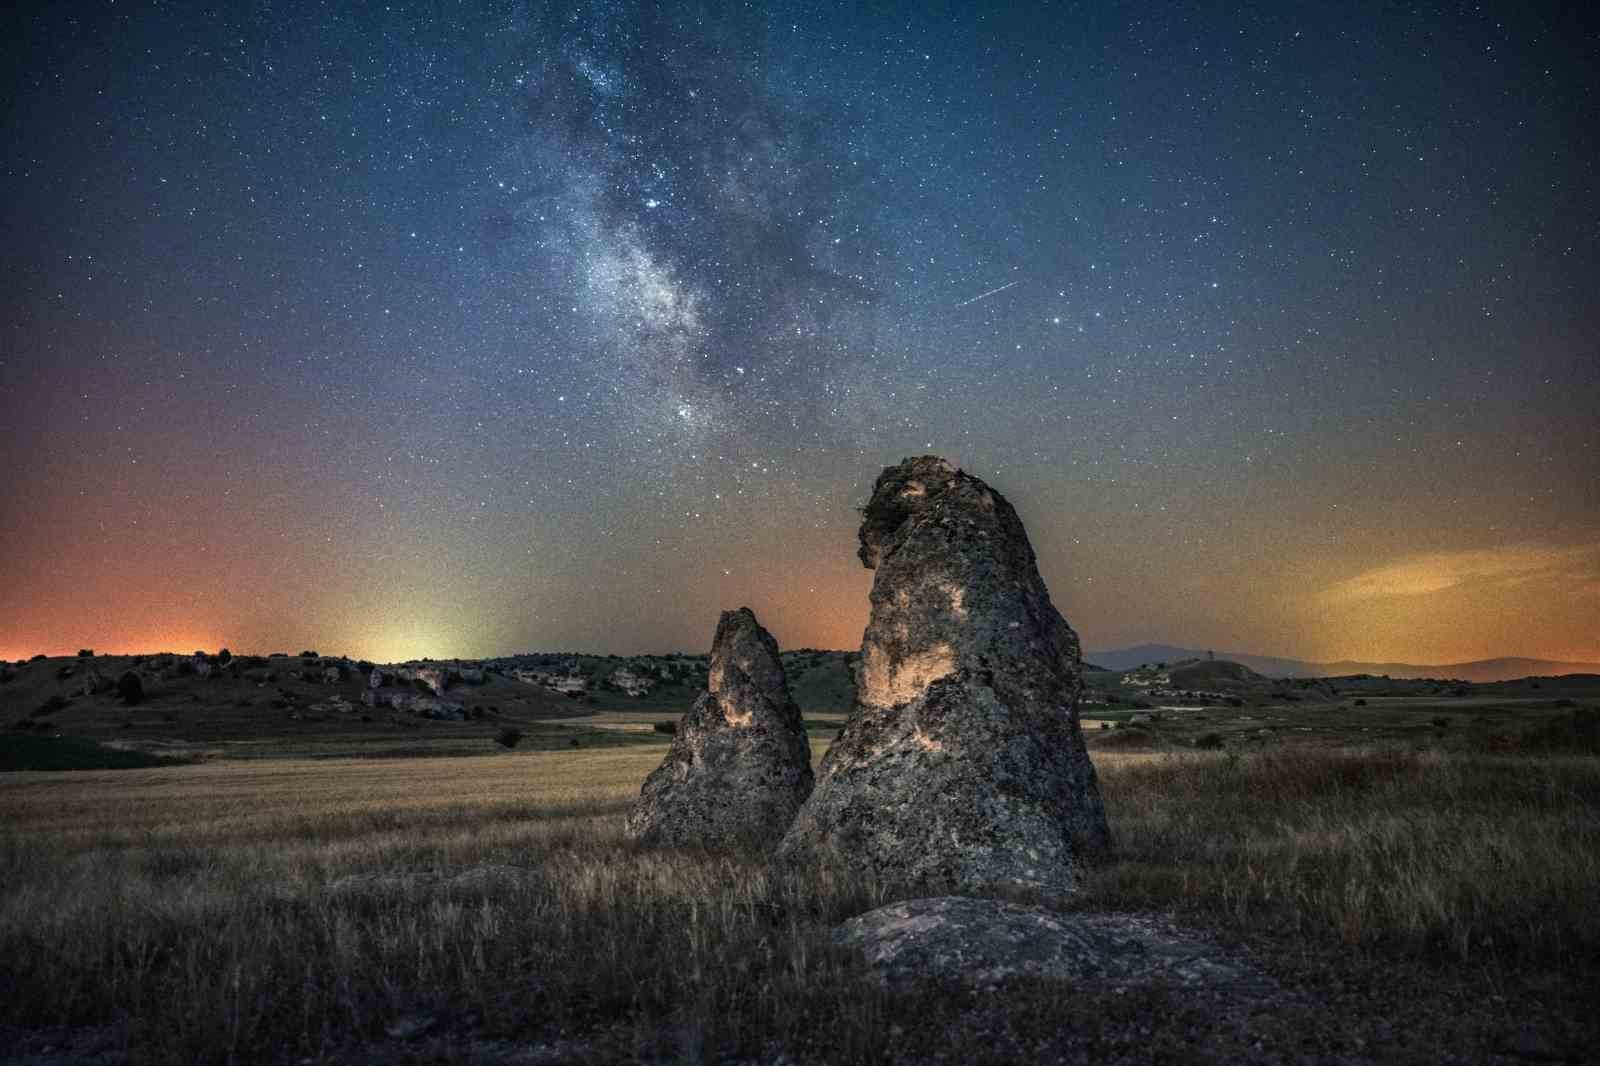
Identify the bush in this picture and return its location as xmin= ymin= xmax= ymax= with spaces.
xmin=116 ymin=671 xmax=144 ymax=706
xmin=653 ymin=720 xmax=677 ymax=734
xmin=32 ymin=695 xmax=68 ymax=718
xmin=495 ymin=727 xmax=524 ymax=750
xmin=216 ymin=649 xmax=232 ymax=664
xmin=77 ymin=649 xmax=94 ymax=658
xmin=29 ymin=653 xmax=46 ymax=662
xmin=1194 ymin=732 xmax=1225 ymax=750
xmin=299 ymin=650 xmax=319 ymax=659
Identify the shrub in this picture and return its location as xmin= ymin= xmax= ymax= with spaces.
xmin=653 ymin=720 xmax=677 ymax=734
xmin=495 ymin=727 xmax=524 ymax=750
xmin=174 ymin=660 xmax=196 ymax=677
xmin=29 ymin=653 xmax=46 ymax=662
xmin=33 ymin=695 xmax=68 ymax=717
xmin=116 ymin=672 xmax=144 ymax=705
xmin=1194 ymin=732 xmax=1225 ymax=750
xmin=77 ymin=649 xmax=94 ymax=658
xmin=1354 ymin=698 xmax=1368 ymax=706
xmin=300 ymin=650 xmax=318 ymax=659
xmin=217 ymin=649 xmax=232 ymax=664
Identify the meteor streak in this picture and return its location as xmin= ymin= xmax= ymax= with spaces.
xmin=954 ymin=279 xmax=1021 ymax=308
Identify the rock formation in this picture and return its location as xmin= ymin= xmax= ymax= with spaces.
xmin=625 ymin=607 xmax=813 ymax=848
xmin=834 ymin=898 xmax=1258 ymax=989
xmin=779 ymin=456 xmax=1110 ymax=894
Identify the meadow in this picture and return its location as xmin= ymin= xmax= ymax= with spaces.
xmin=3 ymin=739 xmax=1598 ymax=1063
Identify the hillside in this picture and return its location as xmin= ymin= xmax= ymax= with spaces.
xmin=0 ymin=651 xmax=634 ymax=762
xmin=1088 ymin=643 xmax=1600 ymax=682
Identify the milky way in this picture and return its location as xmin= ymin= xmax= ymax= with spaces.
xmin=3 ymin=1 xmax=1597 ymax=663
xmin=502 ymin=1 xmax=889 ymax=458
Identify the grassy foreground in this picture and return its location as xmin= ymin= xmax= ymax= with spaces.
xmin=2 ymin=745 xmax=1598 ymax=1063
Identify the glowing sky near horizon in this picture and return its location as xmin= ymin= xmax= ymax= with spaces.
xmin=2 ymin=2 xmax=1597 ymax=665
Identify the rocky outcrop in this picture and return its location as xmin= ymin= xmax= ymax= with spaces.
xmin=834 ymin=898 xmax=1260 ymax=989
xmin=625 ymin=608 xmax=813 ymax=848
xmin=359 ymin=688 xmax=466 ymax=720
xmin=779 ymin=456 xmax=1110 ymax=894
xmin=608 ymin=667 xmax=655 ymax=696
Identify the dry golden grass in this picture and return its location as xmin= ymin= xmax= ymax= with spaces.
xmin=2 ymin=745 xmax=1597 ymax=1062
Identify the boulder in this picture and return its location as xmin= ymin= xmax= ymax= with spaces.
xmin=411 ymin=697 xmax=466 ymax=721
xmin=834 ymin=897 xmax=1260 ymax=989
xmin=779 ymin=457 xmax=1110 ymax=895
xmin=77 ymin=669 xmax=111 ymax=696
xmin=410 ymin=667 xmax=447 ymax=695
xmin=625 ymin=607 xmax=813 ymax=848
xmin=115 ymin=671 xmax=144 ymax=705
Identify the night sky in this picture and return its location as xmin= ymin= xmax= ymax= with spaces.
xmin=4 ymin=1 xmax=1597 ymax=665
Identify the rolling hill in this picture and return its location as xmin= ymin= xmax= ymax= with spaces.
xmin=1086 ymin=644 xmax=1600 ymax=683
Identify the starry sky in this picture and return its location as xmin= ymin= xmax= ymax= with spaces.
xmin=4 ymin=1 xmax=1597 ymax=666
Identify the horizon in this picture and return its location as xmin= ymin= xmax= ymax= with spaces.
xmin=6 ymin=634 xmax=1598 ymax=673
xmin=4 ymin=3 xmax=1596 ymax=668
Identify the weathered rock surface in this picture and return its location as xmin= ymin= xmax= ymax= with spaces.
xmin=779 ymin=456 xmax=1110 ymax=894
xmin=834 ymin=897 xmax=1261 ymax=989
xmin=625 ymin=608 xmax=812 ymax=848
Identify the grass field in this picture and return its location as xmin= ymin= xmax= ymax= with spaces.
xmin=4 ymin=740 xmax=1598 ymax=1063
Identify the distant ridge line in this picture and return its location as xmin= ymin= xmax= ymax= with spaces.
xmin=1084 ymin=643 xmax=1600 ymax=683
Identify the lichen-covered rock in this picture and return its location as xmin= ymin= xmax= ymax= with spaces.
xmin=834 ymin=897 xmax=1260 ymax=989
xmin=625 ymin=607 xmax=813 ymax=848
xmin=779 ymin=456 xmax=1110 ymax=894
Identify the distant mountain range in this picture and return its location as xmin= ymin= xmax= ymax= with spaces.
xmin=1083 ymin=643 xmax=1600 ymax=683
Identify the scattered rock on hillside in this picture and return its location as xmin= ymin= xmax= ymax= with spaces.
xmin=779 ymin=456 xmax=1110 ymax=895
xmin=410 ymin=666 xmax=447 ymax=695
xmin=626 ymin=607 xmax=813 ymax=848
xmin=834 ymin=897 xmax=1262 ymax=990
xmin=116 ymin=671 xmax=144 ymax=705
xmin=77 ymin=669 xmax=112 ymax=696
